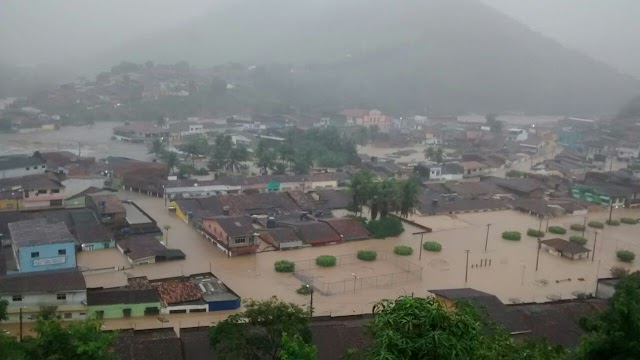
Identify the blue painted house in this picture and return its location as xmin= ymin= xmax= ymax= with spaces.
xmin=8 ymin=218 xmax=76 ymax=274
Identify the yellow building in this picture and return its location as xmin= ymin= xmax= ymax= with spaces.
xmin=0 ymin=194 xmax=22 ymax=212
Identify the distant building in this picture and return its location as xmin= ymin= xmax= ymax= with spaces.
xmin=540 ymin=238 xmax=591 ymax=260
xmin=202 ymin=216 xmax=259 ymax=256
xmin=459 ymin=161 xmax=490 ymax=177
xmin=86 ymin=194 xmax=127 ymax=228
xmin=8 ymin=218 xmax=77 ymax=274
xmin=341 ymin=109 xmax=391 ymax=129
xmin=0 ymin=174 xmax=66 ymax=209
xmin=87 ymin=285 xmax=161 ymax=319
xmin=507 ymin=128 xmax=529 ymax=142
xmin=112 ymin=122 xmax=170 ymax=143
xmin=0 ymin=154 xmax=46 ymax=179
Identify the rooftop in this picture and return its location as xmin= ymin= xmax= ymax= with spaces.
xmin=190 ymin=274 xmax=239 ymax=302
xmin=0 ymin=173 xmax=64 ymax=191
xmin=153 ymin=279 xmax=203 ymax=306
xmin=113 ymin=122 xmax=169 ymax=134
xmin=87 ymin=288 xmax=160 ymax=306
xmin=323 ymin=218 xmax=369 ymax=241
xmin=122 ymin=202 xmax=154 ymax=225
xmin=0 ymin=154 xmax=44 ymax=171
xmin=112 ymin=328 xmax=184 ymax=360
xmin=278 ymin=219 xmax=341 ymax=245
xmin=315 ymin=189 xmax=352 ymax=209
xmin=541 ymin=238 xmax=591 ymax=255
xmin=263 ymin=228 xmax=301 ymax=244
xmin=9 ymin=218 xmax=74 ymax=247
xmin=459 ymin=161 xmax=487 ymax=170
xmin=116 ymin=235 xmax=168 ymax=261
xmin=206 ymin=216 xmax=256 ymax=237
xmin=0 ymin=268 xmax=86 ymax=294
xmin=88 ymin=194 xmax=126 ymax=214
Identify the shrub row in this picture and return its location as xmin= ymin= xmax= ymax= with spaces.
xmin=366 ymin=217 xmax=405 ymax=239
xmin=588 ymin=221 xmax=604 ymax=229
xmin=274 ymin=260 xmax=295 ymax=273
xmin=357 ymin=250 xmax=377 ymax=261
xmin=526 ymin=229 xmax=545 ymax=238
xmin=548 ymin=226 xmax=566 ymax=235
xmin=621 ymin=217 xmax=639 ymax=225
xmin=570 ymin=224 xmax=585 ymax=231
xmin=316 ymin=255 xmax=337 ymax=267
xmin=394 ymin=245 xmax=413 ymax=256
xmin=606 ymin=219 xmax=620 ymax=226
xmin=569 ymin=236 xmax=587 ymax=246
xmin=423 ymin=241 xmax=442 ymax=252
xmin=617 ymin=250 xmax=636 ymax=263
xmin=502 ymin=231 xmax=522 ymax=241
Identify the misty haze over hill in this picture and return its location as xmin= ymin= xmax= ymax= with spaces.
xmin=1 ymin=0 xmax=639 ymax=115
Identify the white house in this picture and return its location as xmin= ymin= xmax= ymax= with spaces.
xmin=0 ymin=155 xmax=46 ymax=179
xmin=0 ymin=269 xmax=87 ymax=323
xmin=507 ymin=128 xmax=529 ymax=142
xmin=616 ymin=147 xmax=640 ymax=160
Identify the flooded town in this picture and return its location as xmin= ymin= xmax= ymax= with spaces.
xmin=2 ymin=1 xmax=640 ymax=358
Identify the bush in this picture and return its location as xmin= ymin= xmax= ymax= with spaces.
xmin=274 ymin=260 xmax=295 ymax=273
xmin=617 ymin=250 xmax=636 ymax=263
xmin=588 ymin=221 xmax=604 ymax=229
xmin=570 ymin=224 xmax=585 ymax=231
xmin=502 ymin=231 xmax=522 ymax=241
xmin=393 ymin=245 xmax=413 ymax=256
xmin=621 ymin=217 xmax=638 ymax=225
xmin=548 ymin=226 xmax=566 ymax=235
xmin=423 ymin=241 xmax=442 ymax=252
xmin=357 ymin=250 xmax=378 ymax=261
xmin=606 ymin=220 xmax=620 ymax=226
xmin=296 ymin=285 xmax=312 ymax=295
xmin=526 ymin=229 xmax=545 ymax=238
xmin=316 ymin=255 xmax=337 ymax=267
xmin=569 ymin=236 xmax=587 ymax=246
xmin=610 ymin=266 xmax=630 ymax=278
xmin=366 ymin=217 xmax=405 ymax=239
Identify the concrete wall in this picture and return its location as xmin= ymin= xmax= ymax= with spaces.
xmin=17 ymin=241 xmax=76 ymax=273
xmin=0 ymin=290 xmax=87 ymax=323
xmin=88 ymin=302 xmax=161 ymax=319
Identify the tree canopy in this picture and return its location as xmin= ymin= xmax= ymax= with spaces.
xmin=367 ymin=296 xmax=567 ymax=360
xmin=576 ymin=271 xmax=640 ymax=360
xmin=209 ymin=297 xmax=312 ymax=360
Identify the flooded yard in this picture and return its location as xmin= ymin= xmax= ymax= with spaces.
xmin=71 ymin=190 xmax=640 ymax=331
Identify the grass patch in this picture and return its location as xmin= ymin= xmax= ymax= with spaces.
xmin=569 ymin=236 xmax=587 ymax=246
xmin=274 ymin=260 xmax=295 ymax=273
xmin=316 ymin=255 xmax=337 ymax=267
xmin=588 ymin=221 xmax=604 ymax=229
xmin=606 ymin=219 xmax=620 ymax=226
xmin=621 ymin=217 xmax=638 ymax=225
xmin=423 ymin=241 xmax=442 ymax=252
xmin=502 ymin=231 xmax=522 ymax=241
xmin=393 ymin=245 xmax=413 ymax=256
xmin=366 ymin=217 xmax=404 ymax=239
xmin=357 ymin=250 xmax=377 ymax=261
xmin=617 ymin=250 xmax=635 ymax=263
xmin=526 ymin=229 xmax=545 ymax=238
xmin=548 ymin=226 xmax=566 ymax=235
xmin=570 ymin=224 xmax=585 ymax=231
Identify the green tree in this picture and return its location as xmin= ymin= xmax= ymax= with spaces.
xmin=272 ymin=162 xmax=287 ymax=175
xmin=576 ymin=271 xmax=640 ymax=359
xmin=209 ymin=297 xmax=312 ymax=360
xmin=21 ymin=317 xmax=117 ymax=360
xmin=372 ymin=178 xmax=397 ymax=219
xmin=397 ymin=176 xmax=421 ymax=218
xmin=368 ymin=296 xmax=567 ymax=360
xmin=226 ymin=145 xmax=250 ymax=173
xmin=355 ymin=126 xmax=369 ymax=147
xmin=254 ymin=139 xmax=276 ymax=174
xmin=147 ymin=138 xmax=166 ymax=158
xmin=349 ymin=169 xmax=374 ymax=215
xmin=179 ymin=137 xmax=209 ymax=166
xmin=161 ymin=151 xmax=180 ymax=174
xmin=292 ymin=150 xmax=313 ymax=175
xmin=0 ymin=299 xmax=7 ymax=321
xmin=208 ymin=134 xmax=233 ymax=171
xmin=486 ymin=113 xmax=503 ymax=134
xmin=156 ymin=116 xmax=167 ymax=128
xmin=280 ymin=333 xmax=317 ymax=360
xmin=370 ymin=125 xmax=380 ymax=143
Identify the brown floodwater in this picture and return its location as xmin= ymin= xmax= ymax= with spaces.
xmin=70 ymin=191 xmax=640 ymax=331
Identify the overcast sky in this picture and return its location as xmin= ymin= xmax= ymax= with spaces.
xmin=1 ymin=0 xmax=639 ymax=78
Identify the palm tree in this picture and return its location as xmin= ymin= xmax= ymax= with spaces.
xmin=348 ymin=169 xmax=374 ymax=215
xmin=156 ymin=116 xmax=168 ymax=128
xmin=226 ymin=145 xmax=250 ymax=173
xmin=147 ymin=139 xmax=165 ymax=158
xmin=254 ymin=140 xmax=276 ymax=174
xmin=376 ymin=178 xmax=398 ymax=218
xmin=161 ymin=151 xmax=180 ymax=174
xmin=424 ymin=146 xmax=436 ymax=160
xmin=163 ymin=225 xmax=171 ymax=246
xmin=397 ymin=176 xmax=421 ymax=218
xmin=434 ymin=148 xmax=444 ymax=164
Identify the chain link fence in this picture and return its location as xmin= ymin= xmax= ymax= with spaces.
xmin=293 ymin=252 xmax=422 ymax=296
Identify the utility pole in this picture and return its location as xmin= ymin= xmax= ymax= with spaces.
xmin=582 ymin=216 xmax=587 ymax=238
xmin=413 ymin=230 xmax=431 ymax=260
xmin=592 ymin=231 xmax=598 ymax=262
xmin=608 ymin=199 xmax=614 ymax=223
xmin=545 ymin=217 xmax=549 ymax=232
xmin=464 ymin=250 xmax=470 ymax=283
xmin=484 ymin=224 xmax=491 ymax=252
xmin=306 ymin=284 xmax=314 ymax=317
xmin=78 ymin=142 xmax=81 ymax=157
xmin=19 ymin=307 xmax=23 ymax=341
xmin=535 ymin=218 xmax=542 ymax=272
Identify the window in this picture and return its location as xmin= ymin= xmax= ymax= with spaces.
xmin=12 ymin=295 xmax=22 ymax=302
xmin=58 ymin=249 xmax=66 ymax=255
xmin=235 ymin=237 xmax=246 ymax=244
xmin=25 ymin=167 xmax=30 ymax=170
xmin=103 ymin=242 xmax=110 ymax=249
xmin=41 ymin=165 xmax=46 ymax=169
xmin=31 ymin=252 xmax=39 ymax=258
xmin=95 ymin=311 xmax=104 ymax=319
xmin=64 ymin=313 xmax=72 ymax=319
xmin=37 ymin=189 xmax=47 ymax=195
xmin=51 ymin=189 xmax=60 ymax=194
xmin=123 ymin=309 xmax=132 ymax=318
xmin=57 ymin=293 xmax=67 ymax=300
xmin=144 ymin=307 xmax=160 ymax=316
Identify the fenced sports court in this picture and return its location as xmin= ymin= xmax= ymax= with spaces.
xmin=293 ymin=252 xmax=422 ymax=296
